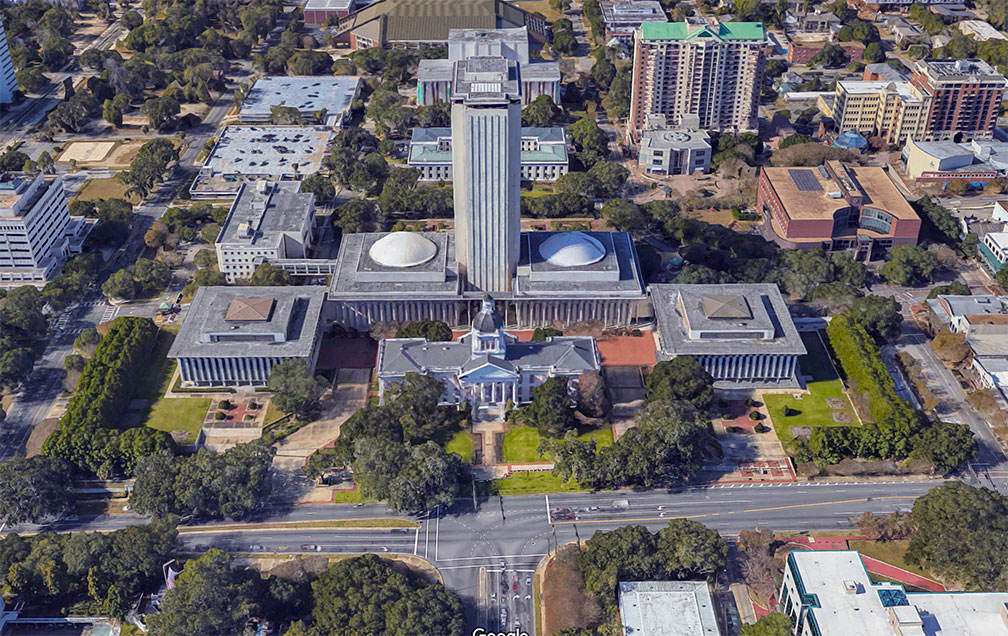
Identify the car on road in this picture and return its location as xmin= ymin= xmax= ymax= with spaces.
xmin=500 ymin=607 xmax=507 ymax=626
xmin=526 ymin=576 xmax=532 ymax=586
xmin=512 ymin=579 xmax=518 ymax=592
xmin=550 ymin=507 xmax=575 ymax=520
xmin=587 ymin=506 xmax=600 ymax=511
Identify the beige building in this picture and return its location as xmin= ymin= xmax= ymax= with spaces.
xmin=832 ymin=80 xmax=929 ymax=145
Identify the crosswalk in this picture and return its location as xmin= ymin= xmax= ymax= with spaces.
xmin=100 ymin=304 xmax=119 ymax=323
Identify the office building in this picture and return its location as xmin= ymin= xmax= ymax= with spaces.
xmin=417 ymin=28 xmax=561 ymax=106
xmin=450 ymin=56 xmax=522 ymax=293
xmin=237 ymin=76 xmax=362 ymax=128
xmin=862 ymin=63 xmax=908 ymax=83
xmin=618 ymin=581 xmax=722 ymax=636
xmin=0 ymin=17 xmax=17 ymax=105
xmin=408 ymin=126 xmax=568 ymax=182
xmin=637 ymin=114 xmax=711 ymax=175
xmin=0 ymin=173 xmax=94 ymax=285
xmin=328 ymin=0 xmax=547 ymax=49
xmin=900 ymin=137 xmax=1003 ymax=186
xmin=190 ymin=126 xmax=332 ymax=199
xmin=627 ymin=20 xmax=766 ymax=142
xmin=168 ymin=286 xmax=327 ymax=387
xmin=781 ymin=550 xmax=1008 ymax=636
xmin=757 ymin=161 xmax=921 ymax=260
xmin=910 ymin=59 xmax=1006 ymax=142
xmin=831 ymin=80 xmax=929 ymax=145
xmin=981 ymin=232 xmax=1008 ymax=273
xmin=650 ymin=283 xmax=806 ymax=387
xmin=793 ymin=10 xmax=840 ymax=34
xmin=214 ymin=181 xmax=316 ymax=283
xmin=599 ymin=1 xmax=668 ymax=45
xmin=376 ymin=297 xmax=600 ymax=408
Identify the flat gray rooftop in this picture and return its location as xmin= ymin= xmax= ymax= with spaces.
xmin=201 ymin=126 xmax=332 ymax=176
xmin=650 ymin=283 xmax=806 ymax=356
xmin=218 ymin=182 xmax=314 ymax=250
xmin=641 ymin=127 xmax=711 ymax=151
xmin=451 ymin=57 xmax=521 ymax=102
xmin=618 ymin=581 xmax=721 ymax=636
xmin=329 ymin=232 xmax=461 ymax=299
xmin=168 ymin=286 xmax=326 ymax=359
xmin=515 ymin=231 xmax=646 ymax=298
xmin=239 ymin=76 xmax=362 ymax=122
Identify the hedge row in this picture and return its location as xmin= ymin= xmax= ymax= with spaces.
xmin=43 ymin=317 xmax=173 ymax=477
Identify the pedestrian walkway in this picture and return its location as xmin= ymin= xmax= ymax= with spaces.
xmin=859 ymin=555 xmax=946 ymax=592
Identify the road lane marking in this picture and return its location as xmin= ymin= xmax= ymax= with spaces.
xmin=741 ymin=495 xmax=915 ymax=514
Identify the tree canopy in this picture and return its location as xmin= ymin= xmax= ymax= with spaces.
xmin=0 ymin=456 xmax=74 ymax=525
xmin=645 ymin=357 xmax=714 ymax=410
xmin=268 ymin=360 xmax=327 ymax=418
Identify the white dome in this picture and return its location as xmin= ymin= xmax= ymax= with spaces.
xmin=369 ymin=232 xmax=437 ymax=268
xmin=538 ymin=231 xmax=606 ymax=267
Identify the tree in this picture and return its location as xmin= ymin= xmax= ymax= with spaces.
xmin=268 ymin=360 xmax=326 ymax=418
xmin=863 ymin=41 xmax=885 ymax=63
xmin=849 ymin=295 xmax=902 ymax=344
xmin=74 ymin=328 xmax=101 ymax=357
xmin=332 ymin=199 xmax=376 ymax=233
xmin=300 ymin=173 xmax=335 ymax=202
xmin=121 ymin=9 xmax=143 ymax=30
xmin=395 ymin=320 xmax=452 ymax=341
xmin=913 ymin=421 xmax=976 ymax=473
xmin=522 ymin=376 xmax=578 ymax=438
xmin=248 ymin=262 xmax=294 ymax=286
xmin=194 ymin=250 xmax=217 ymax=269
xmin=905 ymin=482 xmax=1008 ymax=589
xmin=17 ymin=66 xmax=48 ymax=94
xmin=930 ymin=329 xmax=970 ymax=366
xmin=879 ymin=245 xmax=939 ymax=286
xmin=142 ymin=96 xmax=180 ymax=130
xmin=386 ymin=441 xmax=463 ymax=513
xmin=1 ymin=285 xmax=47 ymax=336
xmin=522 ymin=95 xmax=564 ymax=127
xmin=602 ymin=199 xmax=645 ymax=233
xmin=309 ymin=554 xmax=465 ymax=636
xmin=576 ymin=370 xmax=611 ymax=418
xmin=103 ymin=97 xmax=124 ymax=127
xmin=201 ymin=223 xmax=221 ymax=243
xmin=588 ymin=161 xmax=629 ymax=198
xmin=568 ymin=116 xmax=609 ymax=168
xmin=102 ymin=269 xmax=137 ymax=301
xmin=645 ymin=357 xmax=714 ymax=410
xmin=119 ymin=138 xmax=179 ymax=200
xmin=927 ymin=282 xmax=970 ymax=299
xmin=0 ymin=457 xmax=74 ymax=525
xmin=147 ymin=549 xmax=266 ymax=636
xmin=741 ymin=613 xmax=793 ymax=636
xmin=779 ymin=133 xmax=812 ymax=149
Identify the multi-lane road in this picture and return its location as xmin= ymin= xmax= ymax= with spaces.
xmin=28 ymin=479 xmax=947 ymax=635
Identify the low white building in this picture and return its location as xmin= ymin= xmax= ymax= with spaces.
xmin=215 ymin=181 xmax=316 ymax=283
xmin=0 ymin=173 xmax=94 ymax=285
xmin=650 ymin=283 xmax=807 ymax=387
xmin=618 ymin=581 xmax=722 ymax=636
xmin=959 ymin=20 xmax=1007 ymax=41
xmin=168 ymin=286 xmax=327 ymax=387
xmin=237 ymin=76 xmax=362 ymax=128
xmin=408 ymin=127 xmax=568 ymax=182
xmin=376 ymin=297 xmax=600 ymax=408
xmin=637 ymin=114 xmax=712 ymax=175
xmin=781 ymin=550 xmax=1008 ymax=636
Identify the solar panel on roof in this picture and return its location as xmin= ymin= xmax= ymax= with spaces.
xmin=788 ymin=168 xmax=823 ymax=191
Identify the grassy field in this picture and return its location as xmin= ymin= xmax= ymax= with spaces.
xmin=503 ymin=425 xmax=615 ymax=463
xmin=446 ymin=430 xmax=475 ymax=463
xmin=516 ymin=0 xmax=562 ymax=21
xmin=765 ymin=331 xmax=857 ymax=446
xmin=73 ymin=176 xmax=138 ymax=203
xmin=494 ymin=472 xmax=583 ymax=496
xmin=331 ymin=488 xmax=366 ymax=504
xmin=503 ymin=426 xmax=546 ymax=463
xmin=848 ymin=540 xmax=932 ymax=580
xmin=145 ymin=397 xmax=210 ymax=444
xmin=264 ymin=399 xmax=287 ymax=426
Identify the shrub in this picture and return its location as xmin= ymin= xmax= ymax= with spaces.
xmin=214 ymin=411 xmax=226 ymax=421
xmin=219 ymin=399 xmax=231 ymax=410
xmin=748 ymin=411 xmax=762 ymax=421
xmin=754 ymin=424 xmax=770 ymax=433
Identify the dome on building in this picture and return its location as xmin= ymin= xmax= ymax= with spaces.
xmin=368 ymin=232 xmax=437 ymax=268
xmin=472 ymin=297 xmax=503 ymax=333
xmin=538 ymin=231 xmax=606 ymax=267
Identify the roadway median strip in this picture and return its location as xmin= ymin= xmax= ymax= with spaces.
xmin=177 ymin=518 xmax=419 ymax=534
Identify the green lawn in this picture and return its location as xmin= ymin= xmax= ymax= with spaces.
xmin=331 ymin=488 xmax=366 ymax=504
xmin=264 ymin=399 xmax=287 ymax=426
xmin=848 ymin=540 xmax=933 ymax=581
xmin=503 ymin=425 xmax=615 ymax=463
xmin=765 ymin=331 xmax=857 ymax=446
xmin=494 ymin=472 xmax=584 ymax=496
xmin=503 ymin=426 xmax=546 ymax=463
xmin=144 ymin=397 xmax=211 ymax=444
xmin=446 ymin=430 xmax=475 ymax=463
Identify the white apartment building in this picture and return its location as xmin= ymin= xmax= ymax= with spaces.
xmin=215 ymin=181 xmax=316 ymax=283
xmin=832 ymin=80 xmax=930 ymax=145
xmin=0 ymin=173 xmax=93 ymax=285
xmin=0 ymin=17 xmax=18 ymax=105
xmin=627 ymin=20 xmax=766 ymax=141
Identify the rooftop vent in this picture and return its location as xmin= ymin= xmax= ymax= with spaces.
xmin=842 ymin=580 xmax=858 ymax=595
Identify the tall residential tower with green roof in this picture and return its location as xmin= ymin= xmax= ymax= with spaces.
xmin=627 ymin=20 xmax=766 ymax=141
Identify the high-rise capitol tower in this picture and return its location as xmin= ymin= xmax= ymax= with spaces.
xmin=450 ymin=56 xmax=522 ymax=293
